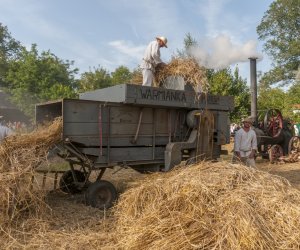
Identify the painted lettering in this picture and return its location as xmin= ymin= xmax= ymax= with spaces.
xmin=139 ymin=88 xmax=188 ymax=103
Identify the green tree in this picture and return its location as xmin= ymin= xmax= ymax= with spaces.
xmin=5 ymin=44 xmax=78 ymax=117
xmin=258 ymin=87 xmax=286 ymax=113
xmin=78 ymin=66 xmax=112 ymax=92
xmin=257 ymin=75 xmax=300 ymax=122
xmin=0 ymin=23 xmax=22 ymax=86
xmin=257 ymin=0 xmax=300 ymax=86
xmin=111 ymin=66 xmax=132 ymax=85
xmin=285 ymin=81 xmax=300 ymax=122
xmin=177 ymin=32 xmax=198 ymax=58
xmin=208 ymin=67 xmax=250 ymax=122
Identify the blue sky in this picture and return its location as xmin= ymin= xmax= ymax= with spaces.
xmin=0 ymin=0 xmax=273 ymax=83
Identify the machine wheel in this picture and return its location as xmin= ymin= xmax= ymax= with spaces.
xmin=85 ymin=180 xmax=117 ymax=209
xmin=264 ymin=109 xmax=283 ymax=138
xmin=59 ymin=170 xmax=86 ymax=194
xmin=269 ymin=144 xmax=283 ymax=163
xmin=288 ymin=136 xmax=300 ymax=154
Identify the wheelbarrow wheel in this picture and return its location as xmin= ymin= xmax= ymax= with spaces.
xmin=59 ymin=170 xmax=85 ymax=194
xmin=85 ymin=180 xmax=117 ymax=209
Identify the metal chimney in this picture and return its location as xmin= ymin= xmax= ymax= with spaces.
xmin=249 ymin=57 xmax=258 ymax=125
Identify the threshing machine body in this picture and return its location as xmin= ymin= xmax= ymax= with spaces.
xmin=36 ymin=84 xmax=234 ymax=172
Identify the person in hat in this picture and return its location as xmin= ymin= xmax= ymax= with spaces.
xmin=0 ymin=116 xmax=13 ymax=143
xmin=141 ymin=36 xmax=168 ymax=86
xmin=233 ymin=116 xmax=257 ymax=167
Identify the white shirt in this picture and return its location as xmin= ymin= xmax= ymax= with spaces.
xmin=0 ymin=125 xmax=13 ymax=142
xmin=140 ymin=40 xmax=162 ymax=70
xmin=234 ymin=128 xmax=257 ymax=157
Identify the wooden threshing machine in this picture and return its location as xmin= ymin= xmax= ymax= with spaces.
xmin=36 ymin=84 xmax=234 ymax=208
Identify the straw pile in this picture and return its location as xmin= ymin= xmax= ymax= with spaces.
xmin=114 ymin=162 xmax=300 ymax=250
xmin=130 ymin=68 xmax=143 ymax=85
xmin=155 ymin=58 xmax=209 ymax=92
xmin=0 ymin=118 xmax=62 ymax=225
xmin=279 ymin=152 xmax=300 ymax=163
xmin=279 ymin=139 xmax=300 ymax=163
xmin=132 ymin=58 xmax=209 ymax=92
xmin=0 ymin=208 xmax=117 ymax=249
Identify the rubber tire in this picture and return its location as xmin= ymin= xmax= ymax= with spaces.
xmin=85 ymin=180 xmax=117 ymax=209
xmin=59 ymin=170 xmax=85 ymax=194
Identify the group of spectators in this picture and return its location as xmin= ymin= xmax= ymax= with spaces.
xmin=3 ymin=120 xmax=27 ymax=132
xmin=0 ymin=116 xmax=29 ymax=143
xmin=0 ymin=123 xmax=13 ymax=143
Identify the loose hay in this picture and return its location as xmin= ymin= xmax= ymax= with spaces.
xmin=0 ymin=193 xmax=117 ymax=249
xmin=155 ymin=58 xmax=209 ymax=93
xmin=131 ymin=58 xmax=209 ymax=93
xmin=114 ymin=162 xmax=300 ymax=250
xmin=0 ymin=118 xmax=62 ymax=225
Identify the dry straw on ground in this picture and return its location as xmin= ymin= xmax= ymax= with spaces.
xmin=114 ymin=162 xmax=300 ymax=250
xmin=0 ymin=118 xmax=62 ymax=225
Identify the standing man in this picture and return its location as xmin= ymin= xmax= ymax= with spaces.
xmin=0 ymin=116 xmax=13 ymax=143
xmin=141 ymin=36 xmax=168 ymax=86
xmin=233 ymin=116 xmax=257 ymax=167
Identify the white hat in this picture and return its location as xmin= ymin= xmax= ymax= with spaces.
xmin=156 ymin=36 xmax=168 ymax=48
xmin=242 ymin=116 xmax=253 ymax=124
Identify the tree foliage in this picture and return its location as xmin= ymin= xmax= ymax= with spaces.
xmin=5 ymin=44 xmax=78 ymax=117
xmin=258 ymin=88 xmax=286 ymax=112
xmin=285 ymin=82 xmax=300 ymax=122
xmin=208 ymin=67 xmax=250 ymax=122
xmin=177 ymin=32 xmax=198 ymax=58
xmin=111 ymin=66 xmax=132 ymax=85
xmin=0 ymin=23 xmax=22 ymax=86
xmin=257 ymin=0 xmax=300 ymax=86
xmin=78 ymin=65 xmax=131 ymax=92
xmin=78 ymin=66 xmax=112 ymax=92
xmin=257 ymin=81 xmax=300 ymax=123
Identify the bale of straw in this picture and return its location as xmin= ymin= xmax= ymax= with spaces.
xmin=114 ymin=162 xmax=300 ymax=250
xmin=0 ymin=118 xmax=62 ymax=224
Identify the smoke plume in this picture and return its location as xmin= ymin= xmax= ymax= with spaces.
xmin=187 ymin=34 xmax=262 ymax=69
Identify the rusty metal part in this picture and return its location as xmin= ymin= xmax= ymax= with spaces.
xmin=264 ymin=109 xmax=283 ymax=138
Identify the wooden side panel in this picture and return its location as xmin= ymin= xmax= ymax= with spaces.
xmin=63 ymin=100 xmax=187 ymax=147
